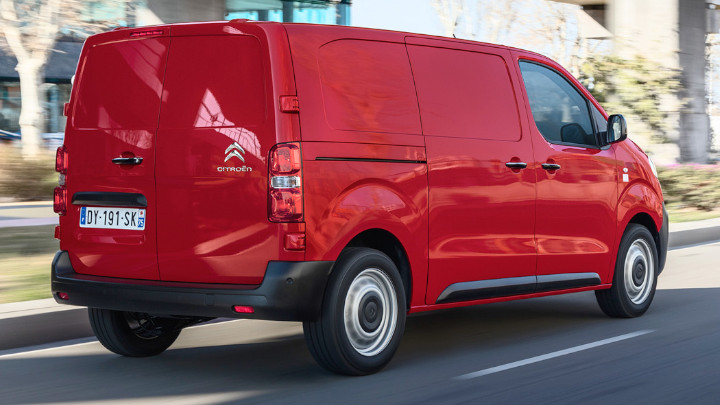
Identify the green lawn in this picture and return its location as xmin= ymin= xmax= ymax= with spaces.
xmin=667 ymin=208 xmax=720 ymax=223
xmin=0 ymin=225 xmax=57 ymax=304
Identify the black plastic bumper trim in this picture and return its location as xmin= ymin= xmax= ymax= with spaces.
xmin=72 ymin=192 xmax=147 ymax=208
xmin=51 ymin=251 xmax=334 ymax=321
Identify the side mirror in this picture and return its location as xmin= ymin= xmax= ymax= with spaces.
xmin=607 ymin=114 xmax=627 ymax=144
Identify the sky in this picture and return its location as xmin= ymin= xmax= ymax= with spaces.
xmin=351 ymin=0 xmax=445 ymax=36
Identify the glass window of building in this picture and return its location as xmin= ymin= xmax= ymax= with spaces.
xmin=225 ymin=0 xmax=350 ymax=25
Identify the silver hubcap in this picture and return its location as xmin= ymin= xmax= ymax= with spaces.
xmin=343 ymin=268 xmax=398 ymax=357
xmin=624 ymin=239 xmax=654 ymax=305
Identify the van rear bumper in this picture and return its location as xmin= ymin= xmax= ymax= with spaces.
xmin=51 ymin=251 xmax=334 ymax=321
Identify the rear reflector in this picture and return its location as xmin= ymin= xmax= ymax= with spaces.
xmin=57 ymin=292 xmax=69 ymax=300
xmin=233 ymin=305 xmax=254 ymax=314
xmin=284 ymin=232 xmax=306 ymax=250
xmin=53 ymin=186 xmax=67 ymax=216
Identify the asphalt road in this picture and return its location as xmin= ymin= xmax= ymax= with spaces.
xmin=1 ymin=242 xmax=719 ymax=405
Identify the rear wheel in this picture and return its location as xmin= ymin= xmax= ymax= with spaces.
xmin=596 ymin=224 xmax=658 ymax=318
xmin=88 ymin=308 xmax=183 ymax=357
xmin=303 ymin=248 xmax=407 ymax=375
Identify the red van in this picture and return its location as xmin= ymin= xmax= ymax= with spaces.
xmin=51 ymin=20 xmax=668 ymax=375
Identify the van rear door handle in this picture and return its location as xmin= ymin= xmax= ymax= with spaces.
xmin=541 ymin=163 xmax=561 ymax=171
xmin=112 ymin=157 xmax=143 ymax=165
xmin=505 ymin=162 xmax=527 ymax=169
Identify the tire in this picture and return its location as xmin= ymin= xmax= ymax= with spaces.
xmin=596 ymin=224 xmax=659 ymax=318
xmin=303 ymin=248 xmax=407 ymax=375
xmin=88 ymin=308 xmax=182 ymax=357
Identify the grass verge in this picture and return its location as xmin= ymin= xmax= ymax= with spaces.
xmin=667 ymin=208 xmax=720 ymax=223
xmin=0 ymin=225 xmax=57 ymax=304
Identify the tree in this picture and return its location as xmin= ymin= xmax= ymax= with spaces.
xmin=0 ymin=0 xmax=124 ymax=159
xmin=0 ymin=0 xmax=61 ymax=158
xmin=579 ymin=54 xmax=683 ymax=145
xmin=432 ymin=0 xmax=467 ymax=38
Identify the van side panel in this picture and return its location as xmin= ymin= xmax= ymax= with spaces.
xmin=302 ymin=142 xmax=428 ymax=307
xmin=286 ymin=26 xmax=428 ymax=307
xmin=406 ymin=39 xmax=537 ymax=305
xmin=284 ymin=25 xmax=424 ymax=147
xmin=612 ymin=140 xmax=664 ymax=282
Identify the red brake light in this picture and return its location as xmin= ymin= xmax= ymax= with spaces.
xmin=269 ymin=143 xmax=303 ymax=222
xmin=129 ymin=29 xmax=163 ymax=38
xmin=55 ymin=145 xmax=67 ymax=173
xmin=53 ymin=186 xmax=67 ymax=216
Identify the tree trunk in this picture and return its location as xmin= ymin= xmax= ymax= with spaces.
xmin=16 ymin=58 xmax=45 ymax=159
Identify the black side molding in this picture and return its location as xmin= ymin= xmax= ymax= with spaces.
xmin=535 ymin=273 xmax=601 ymax=293
xmin=72 ymin=192 xmax=147 ymax=208
xmin=315 ymin=157 xmax=427 ymax=164
xmin=436 ymin=276 xmax=537 ymax=304
xmin=436 ymin=273 xmax=602 ymax=304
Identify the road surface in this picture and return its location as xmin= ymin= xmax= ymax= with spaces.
xmin=1 ymin=242 xmax=719 ymax=404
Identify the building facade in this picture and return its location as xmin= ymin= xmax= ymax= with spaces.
xmin=0 ymin=0 xmax=351 ymax=142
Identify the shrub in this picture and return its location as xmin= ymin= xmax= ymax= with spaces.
xmin=658 ymin=164 xmax=720 ymax=211
xmin=0 ymin=144 xmax=56 ymax=201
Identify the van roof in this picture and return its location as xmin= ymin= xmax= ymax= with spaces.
xmin=102 ymin=20 xmax=552 ymax=63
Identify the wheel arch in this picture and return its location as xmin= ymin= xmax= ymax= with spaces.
xmin=615 ymin=181 xmax=667 ymax=280
xmin=344 ymin=228 xmax=413 ymax=309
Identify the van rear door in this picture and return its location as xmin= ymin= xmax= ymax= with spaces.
xmin=61 ymin=29 xmax=170 ymax=280
xmin=155 ymin=25 xmax=278 ymax=284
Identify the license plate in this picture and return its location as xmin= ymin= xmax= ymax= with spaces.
xmin=79 ymin=207 xmax=146 ymax=230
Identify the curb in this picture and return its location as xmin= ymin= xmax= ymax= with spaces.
xmin=2 ymin=222 xmax=719 ymax=352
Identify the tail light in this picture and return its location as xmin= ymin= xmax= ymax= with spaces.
xmin=268 ymin=143 xmax=303 ymax=222
xmin=55 ymin=145 xmax=67 ymax=173
xmin=53 ymin=186 xmax=67 ymax=215
xmin=54 ymin=145 xmax=67 ymax=215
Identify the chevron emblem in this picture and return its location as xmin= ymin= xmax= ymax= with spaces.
xmin=224 ymin=142 xmax=246 ymax=163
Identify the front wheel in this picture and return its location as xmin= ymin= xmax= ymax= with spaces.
xmin=596 ymin=224 xmax=659 ymax=318
xmin=88 ymin=308 xmax=183 ymax=357
xmin=303 ymin=248 xmax=407 ymax=375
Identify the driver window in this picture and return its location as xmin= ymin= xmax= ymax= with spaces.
xmin=519 ymin=61 xmax=598 ymax=147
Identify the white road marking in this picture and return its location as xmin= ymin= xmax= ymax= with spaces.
xmin=0 ymin=339 xmax=97 ymax=359
xmin=456 ymin=329 xmax=655 ymax=380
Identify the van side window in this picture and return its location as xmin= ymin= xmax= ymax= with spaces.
xmin=519 ymin=61 xmax=598 ymax=147
xmin=407 ymin=45 xmax=521 ymax=141
xmin=318 ymin=40 xmax=421 ymax=134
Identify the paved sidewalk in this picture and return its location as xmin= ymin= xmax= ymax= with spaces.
xmin=0 ymin=201 xmax=56 ymax=228
xmin=669 ymin=217 xmax=720 ymax=232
